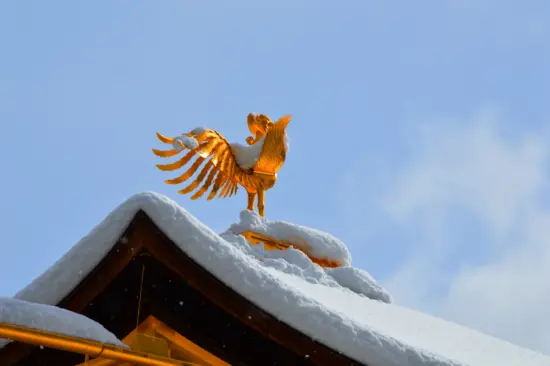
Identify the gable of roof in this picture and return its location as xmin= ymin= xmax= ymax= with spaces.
xmin=0 ymin=204 xmax=359 ymax=366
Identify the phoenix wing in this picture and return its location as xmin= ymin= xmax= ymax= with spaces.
xmin=152 ymin=128 xmax=250 ymax=200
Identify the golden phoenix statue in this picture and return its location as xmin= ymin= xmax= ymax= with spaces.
xmin=153 ymin=113 xmax=292 ymax=217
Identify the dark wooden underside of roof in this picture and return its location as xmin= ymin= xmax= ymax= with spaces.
xmin=0 ymin=210 xmax=363 ymax=366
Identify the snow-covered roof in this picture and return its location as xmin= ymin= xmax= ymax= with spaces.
xmin=0 ymin=297 xmax=124 ymax=348
xmin=6 ymin=192 xmax=550 ymax=366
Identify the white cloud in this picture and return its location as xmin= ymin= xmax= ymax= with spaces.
xmin=384 ymin=110 xmax=547 ymax=237
xmin=365 ymin=109 xmax=550 ymax=355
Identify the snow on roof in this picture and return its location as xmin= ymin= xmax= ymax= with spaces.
xmin=226 ymin=209 xmax=352 ymax=266
xmin=0 ymin=297 xmax=124 ymax=348
xmin=220 ymin=210 xmax=392 ymax=304
xmin=8 ymin=192 xmax=550 ymax=366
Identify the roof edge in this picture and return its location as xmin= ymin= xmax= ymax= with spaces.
xmin=15 ymin=192 xmax=167 ymax=305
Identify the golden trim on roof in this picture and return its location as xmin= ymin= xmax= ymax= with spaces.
xmin=0 ymin=315 xmax=230 ymax=366
xmin=78 ymin=315 xmax=230 ymax=366
xmin=242 ymin=230 xmax=343 ymax=268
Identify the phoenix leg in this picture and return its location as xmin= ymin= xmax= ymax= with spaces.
xmin=257 ymin=189 xmax=265 ymax=217
xmin=247 ymin=192 xmax=256 ymax=211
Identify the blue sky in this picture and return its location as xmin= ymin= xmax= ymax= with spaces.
xmin=1 ymin=0 xmax=549 ymax=355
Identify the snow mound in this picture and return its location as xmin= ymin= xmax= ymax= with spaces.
xmin=326 ymin=266 xmax=392 ymax=304
xmin=220 ymin=210 xmax=392 ymax=303
xmin=0 ymin=297 xmax=124 ymax=348
xmin=7 ymin=192 xmax=550 ymax=366
xmin=227 ymin=209 xmax=352 ymax=266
